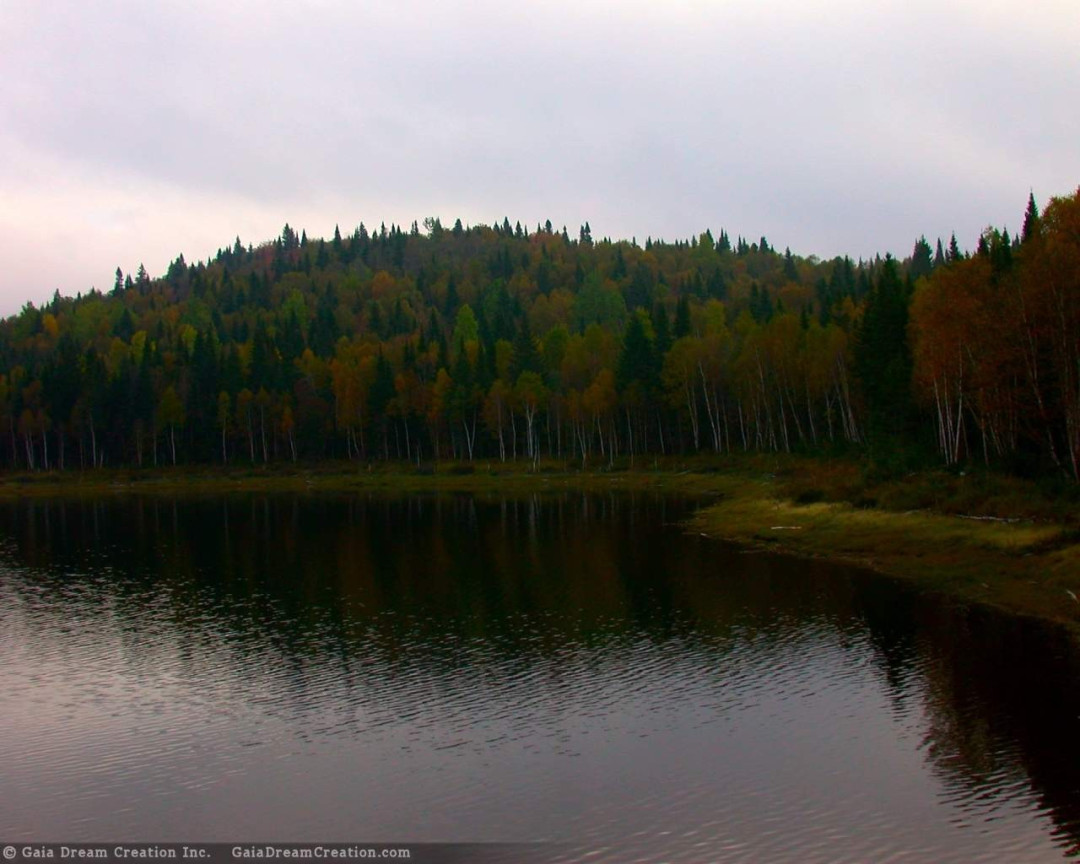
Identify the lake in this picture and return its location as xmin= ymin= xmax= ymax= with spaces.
xmin=1 ymin=492 xmax=1079 ymax=862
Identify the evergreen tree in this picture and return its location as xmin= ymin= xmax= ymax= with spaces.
xmin=612 ymin=246 xmax=627 ymax=280
xmin=510 ymin=316 xmax=539 ymax=380
xmin=653 ymin=304 xmax=672 ymax=356
xmin=783 ymin=248 xmax=799 ymax=281
xmin=855 ymin=255 xmax=912 ymax=441
xmin=1022 ymin=192 xmax=1040 ymax=243
xmin=444 ymin=275 xmax=459 ymax=316
xmin=947 ymin=233 xmax=961 ymax=262
xmin=616 ymin=312 xmax=659 ymax=398
xmin=116 ymin=308 xmax=135 ymax=342
xmin=626 ymin=263 xmax=653 ymax=310
xmin=910 ymin=237 xmax=933 ymax=280
xmin=370 ymin=354 xmax=395 ymax=415
xmin=706 ymin=268 xmax=726 ymax=300
xmin=750 ymin=284 xmax=773 ymax=322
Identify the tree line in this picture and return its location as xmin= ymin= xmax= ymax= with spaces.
xmin=1 ymin=191 xmax=1077 ymax=479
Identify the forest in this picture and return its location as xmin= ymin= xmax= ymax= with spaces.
xmin=1 ymin=189 xmax=1077 ymax=481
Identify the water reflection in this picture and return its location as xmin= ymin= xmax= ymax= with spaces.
xmin=0 ymin=493 xmax=1078 ymax=861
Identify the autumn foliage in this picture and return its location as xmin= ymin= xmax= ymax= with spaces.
xmin=910 ymin=190 xmax=1080 ymax=479
xmin=0 ymin=192 xmax=1077 ymax=480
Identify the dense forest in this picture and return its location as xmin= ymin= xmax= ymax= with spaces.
xmin=1 ymin=189 xmax=1077 ymax=480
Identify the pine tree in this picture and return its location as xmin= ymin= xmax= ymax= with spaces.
xmin=910 ymin=237 xmax=933 ymax=280
xmin=626 ymin=262 xmax=653 ymax=309
xmin=948 ymin=233 xmax=961 ymax=262
xmin=855 ymin=255 xmax=912 ymax=442
xmin=1022 ymin=192 xmax=1040 ymax=243
xmin=616 ymin=312 xmax=658 ymax=396
xmin=933 ymin=239 xmax=946 ymax=269
xmin=371 ymin=355 xmax=395 ymax=416
xmin=612 ymin=246 xmax=627 ymax=280
xmin=510 ymin=316 xmax=539 ymax=380
xmin=783 ymin=248 xmax=799 ymax=281
xmin=444 ymin=275 xmax=459 ymax=315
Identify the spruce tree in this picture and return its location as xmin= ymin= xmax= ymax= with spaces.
xmin=933 ymin=238 xmax=946 ymax=269
xmin=510 ymin=316 xmax=539 ymax=380
xmin=855 ymin=255 xmax=912 ymax=443
xmin=616 ymin=312 xmax=658 ymax=396
xmin=783 ymin=248 xmax=799 ymax=281
xmin=1022 ymin=192 xmax=1040 ymax=243
xmin=948 ymin=233 xmax=961 ymax=262
xmin=910 ymin=237 xmax=933 ymax=280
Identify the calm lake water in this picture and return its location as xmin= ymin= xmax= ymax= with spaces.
xmin=1 ymin=492 xmax=1079 ymax=862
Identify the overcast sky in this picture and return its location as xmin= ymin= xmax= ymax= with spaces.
xmin=0 ymin=0 xmax=1077 ymax=316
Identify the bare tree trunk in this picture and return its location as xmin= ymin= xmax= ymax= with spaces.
xmin=721 ymin=394 xmax=731 ymax=453
xmin=699 ymin=363 xmax=720 ymax=451
xmin=685 ymin=380 xmax=699 ymax=450
xmin=497 ymin=408 xmax=505 ymax=462
xmin=805 ymin=382 xmax=817 ymax=446
xmin=462 ymin=418 xmax=474 ymax=461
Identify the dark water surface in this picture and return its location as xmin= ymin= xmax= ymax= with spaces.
xmin=1 ymin=493 xmax=1079 ymax=862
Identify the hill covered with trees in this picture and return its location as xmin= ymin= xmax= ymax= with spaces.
xmin=1 ymin=190 xmax=1077 ymax=480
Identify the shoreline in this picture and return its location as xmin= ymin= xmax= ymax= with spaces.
xmin=2 ymin=456 xmax=1078 ymax=632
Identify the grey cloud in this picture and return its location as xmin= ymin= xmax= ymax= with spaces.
xmin=0 ymin=0 xmax=1077 ymax=311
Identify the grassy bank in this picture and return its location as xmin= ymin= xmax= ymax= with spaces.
xmin=685 ymin=459 xmax=1080 ymax=630
xmin=2 ymin=455 xmax=1078 ymax=629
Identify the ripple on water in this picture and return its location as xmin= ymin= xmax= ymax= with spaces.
xmin=1 ymin=494 xmax=1078 ymax=861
